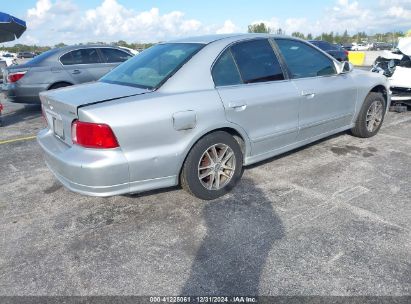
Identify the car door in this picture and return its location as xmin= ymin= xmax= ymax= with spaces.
xmin=60 ymin=48 xmax=106 ymax=84
xmin=274 ymin=38 xmax=357 ymax=140
xmin=98 ymin=47 xmax=133 ymax=76
xmin=214 ymin=39 xmax=301 ymax=157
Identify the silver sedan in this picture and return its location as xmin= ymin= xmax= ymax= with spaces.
xmin=37 ymin=34 xmax=390 ymax=200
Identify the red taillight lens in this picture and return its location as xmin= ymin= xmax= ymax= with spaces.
xmin=7 ymin=71 xmax=27 ymax=83
xmin=344 ymin=50 xmax=349 ymax=56
xmin=71 ymin=120 xmax=119 ymax=149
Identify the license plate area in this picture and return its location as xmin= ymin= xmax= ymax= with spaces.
xmin=52 ymin=116 xmax=64 ymax=140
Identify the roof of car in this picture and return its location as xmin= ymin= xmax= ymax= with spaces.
xmin=167 ymin=33 xmax=282 ymax=44
xmin=56 ymin=44 xmax=124 ymax=52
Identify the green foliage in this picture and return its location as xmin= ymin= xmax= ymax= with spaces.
xmin=248 ymin=23 xmax=271 ymax=33
xmin=291 ymin=32 xmax=305 ymax=39
xmin=0 ymin=40 xmax=156 ymax=54
xmin=0 ymin=29 xmax=405 ymax=54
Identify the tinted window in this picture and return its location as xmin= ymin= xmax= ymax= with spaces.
xmin=276 ymin=39 xmax=336 ymax=78
xmin=60 ymin=48 xmax=101 ymax=65
xmin=212 ymin=49 xmax=242 ymax=86
xmin=100 ymin=48 xmax=132 ymax=63
xmin=100 ymin=43 xmax=203 ymax=89
xmin=230 ymin=39 xmax=284 ymax=83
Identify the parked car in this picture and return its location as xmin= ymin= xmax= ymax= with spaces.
xmin=0 ymin=60 xmax=7 ymax=81
xmin=118 ymin=46 xmax=140 ymax=55
xmin=341 ymin=43 xmax=353 ymax=51
xmin=352 ymin=43 xmax=370 ymax=51
xmin=2 ymin=45 xmax=133 ymax=104
xmin=371 ymin=37 xmax=411 ymax=105
xmin=37 ymin=34 xmax=389 ymax=200
xmin=17 ymin=52 xmax=35 ymax=59
xmin=370 ymin=42 xmax=394 ymax=51
xmin=0 ymin=53 xmax=18 ymax=66
xmin=308 ymin=40 xmax=349 ymax=61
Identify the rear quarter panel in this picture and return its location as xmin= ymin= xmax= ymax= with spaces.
xmin=78 ymin=90 xmax=250 ymax=184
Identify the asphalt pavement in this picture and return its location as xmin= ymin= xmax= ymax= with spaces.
xmin=0 ymin=98 xmax=410 ymax=296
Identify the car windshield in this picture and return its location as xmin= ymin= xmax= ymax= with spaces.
xmin=100 ymin=43 xmax=203 ymax=89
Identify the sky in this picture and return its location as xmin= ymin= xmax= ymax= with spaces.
xmin=1 ymin=0 xmax=411 ymax=46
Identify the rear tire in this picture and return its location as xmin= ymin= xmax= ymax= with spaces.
xmin=181 ymin=131 xmax=243 ymax=200
xmin=351 ymin=92 xmax=386 ymax=138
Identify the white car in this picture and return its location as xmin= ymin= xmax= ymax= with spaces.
xmin=371 ymin=37 xmax=411 ymax=104
xmin=118 ymin=46 xmax=140 ymax=56
xmin=352 ymin=43 xmax=370 ymax=51
xmin=0 ymin=53 xmax=17 ymax=66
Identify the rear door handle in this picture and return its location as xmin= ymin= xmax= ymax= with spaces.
xmin=228 ymin=102 xmax=247 ymax=111
xmin=71 ymin=69 xmax=81 ymax=74
xmin=302 ymin=91 xmax=316 ymax=99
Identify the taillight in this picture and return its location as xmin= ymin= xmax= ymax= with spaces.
xmin=41 ymin=105 xmax=48 ymax=127
xmin=344 ymin=50 xmax=349 ymax=56
xmin=7 ymin=71 xmax=27 ymax=83
xmin=71 ymin=120 xmax=119 ymax=149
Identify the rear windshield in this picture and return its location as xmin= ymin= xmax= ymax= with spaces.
xmin=26 ymin=49 xmax=57 ymax=64
xmin=100 ymin=43 xmax=203 ymax=89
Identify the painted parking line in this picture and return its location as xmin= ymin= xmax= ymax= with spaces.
xmin=0 ymin=135 xmax=36 ymax=145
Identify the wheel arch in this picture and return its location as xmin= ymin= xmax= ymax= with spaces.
xmin=47 ymin=81 xmax=73 ymax=90
xmin=177 ymin=124 xmax=251 ymax=182
xmin=370 ymin=85 xmax=388 ymax=104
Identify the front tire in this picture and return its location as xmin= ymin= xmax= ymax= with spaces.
xmin=351 ymin=92 xmax=386 ymax=138
xmin=181 ymin=131 xmax=243 ymax=200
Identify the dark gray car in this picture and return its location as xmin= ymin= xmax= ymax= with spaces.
xmin=1 ymin=45 xmax=133 ymax=103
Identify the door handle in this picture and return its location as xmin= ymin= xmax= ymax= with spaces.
xmin=71 ymin=69 xmax=81 ymax=74
xmin=228 ymin=102 xmax=247 ymax=111
xmin=302 ymin=91 xmax=316 ymax=99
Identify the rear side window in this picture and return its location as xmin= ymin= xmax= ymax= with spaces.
xmin=100 ymin=48 xmax=132 ymax=63
xmin=230 ymin=39 xmax=284 ymax=84
xmin=276 ymin=39 xmax=336 ymax=78
xmin=60 ymin=48 xmax=101 ymax=65
xmin=212 ymin=49 xmax=242 ymax=86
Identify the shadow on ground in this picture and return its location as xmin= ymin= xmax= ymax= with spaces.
xmin=181 ymin=178 xmax=284 ymax=295
xmin=0 ymin=104 xmax=41 ymax=127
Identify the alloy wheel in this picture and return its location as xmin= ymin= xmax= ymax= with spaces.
xmin=198 ymin=143 xmax=236 ymax=190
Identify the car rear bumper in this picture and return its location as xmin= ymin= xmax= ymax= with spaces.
xmin=37 ymin=128 xmax=131 ymax=196
xmin=37 ymin=128 xmax=178 ymax=196
xmin=1 ymin=82 xmax=48 ymax=104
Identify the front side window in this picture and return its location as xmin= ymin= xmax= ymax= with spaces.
xmin=212 ymin=49 xmax=242 ymax=86
xmin=100 ymin=43 xmax=203 ymax=89
xmin=276 ymin=39 xmax=336 ymax=78
xmin=230 ymin=39 xmax=284 ymax=84
xmin=60 ymin=48 xmax=101 ymax=65
xmin=100 ymin=48 xmax=132 ymax=63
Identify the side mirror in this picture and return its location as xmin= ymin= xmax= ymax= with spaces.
xmin=341 ymin=61 xmax=354 ymax=74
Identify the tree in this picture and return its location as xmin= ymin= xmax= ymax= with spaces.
xmin=54 ymin=42 xmax=67 ymax=48
xmin=291 ymin=32 xmax=305 ymax=39
xmin=306 ymin=33 xmax=313 ymax=40
xmin=247 ymin=23 xmax=271 ymax=33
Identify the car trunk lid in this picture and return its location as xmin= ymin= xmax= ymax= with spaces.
xmin=40 ymin=81 xmax=151 ymax=146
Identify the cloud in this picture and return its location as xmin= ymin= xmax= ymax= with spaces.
xmin=8 ymin=0 xmax=411 ymax=46
xmin=251 ymin=0 xmax=411 ymax=36
xmin=216 ymin=20 xmax=238 ymax=34
xmin=17 ymin=0 xmax=231 ymax=45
